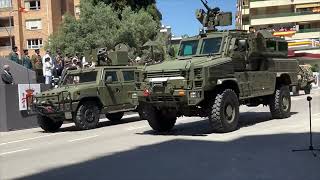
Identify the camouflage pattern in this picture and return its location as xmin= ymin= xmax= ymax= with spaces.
xmin=132 ymin=2 xmax=298 ymax=133
xmin=31 ymin=45 xmax=144 ymax=131
xmin=293 ymin=64 xmax=315 ymax=95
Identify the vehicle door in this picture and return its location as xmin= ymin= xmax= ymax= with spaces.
xmin=100 ymin=69 xmax=124 ymax=112
xmin=119 ymin=69 xmax=137 ymax=109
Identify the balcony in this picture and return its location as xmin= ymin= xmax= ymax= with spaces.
xmin=291 ymin=28 xmax=320 ymax=40
xmin=250 ymin=0 xmax=320 ymax=8
xmin=251 ymin=11 xmax=320 ymax=25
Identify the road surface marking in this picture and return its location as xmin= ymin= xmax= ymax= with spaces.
xmin=0 ymin=134 xmax=62 ymax=146
xmin=0 ymin=148 xmax=31 ymax=156
xmin=68 ymin=135 xmax=99 ymax=142
xmin=126 ymin=126 xmax=148 ymax=131
xmin=313 ymin=113 xmax=320 ymax=116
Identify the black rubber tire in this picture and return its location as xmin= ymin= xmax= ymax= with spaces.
xmin=269 ymin=85 xmax=291 ymax=119
xmin=208 ymin=89 xmax=240 ymax=133
xmin=106 ymin=112 xmax=124 ymax=122
xmin=74 ymin=101 xmax=100 ymax=130
xmin=137 ymin=106 xmax=147 ymax=120
xmin=304 ymin=83 xmax=312 ymax=95
xmin=292 ymin=85 xmax=300 ymax=96
xmin=37 ymin=116 xmax=63 ymax=132
xmin=145 ymin=106 xmax=176 ymax=132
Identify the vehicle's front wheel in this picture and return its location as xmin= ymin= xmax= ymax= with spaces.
xmin=269 ymin=85 xmax=291 ymax=119
xmin=106 ymin=112 xmax=124 ymax=122
xmin=208 ymin=89 xmax=240 ymax=133
xmin=74 ymin=101 xmax=100 ymax=130
xmin=304 ymin=83 xmax=312 ymax=94
xmin=37 ymin=116 xmax=63 ymax=132
xmin=144 ymin=106 xmax=176 ymax=132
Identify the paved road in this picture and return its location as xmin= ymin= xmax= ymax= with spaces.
xmin=1 ymin=89 xmax=320 ymax=180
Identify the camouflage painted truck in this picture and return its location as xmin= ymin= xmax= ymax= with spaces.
xmin=292 ymin=64 xmax=316 ymax=95
xmin=131 ymin=1 xmax=298 ymax=133
xmin=31 ymin=44 xmax=144 ymax=132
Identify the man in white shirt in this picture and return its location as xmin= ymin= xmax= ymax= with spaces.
xmin=42 ymin=49 xmax=53 ymax=77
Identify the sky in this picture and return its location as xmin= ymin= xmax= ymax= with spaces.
xmin=157 ymin=0 xmax=237 ymax=37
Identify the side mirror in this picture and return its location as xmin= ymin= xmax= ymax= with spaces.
xmin=105 ymin=76 xmax=113 ymax=84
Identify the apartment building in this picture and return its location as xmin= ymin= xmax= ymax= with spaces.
xmin=0 ymin=0 xmax=75 ymax=57
xmin=236 ymin=0 xmax=320 ymax=40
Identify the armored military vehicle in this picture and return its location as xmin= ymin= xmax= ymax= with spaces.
xmin=292 ymin=64 xmax=315 ymax=95
xmin=131 ymin=1 xmax=298 ymax=133
xmin=31 ymin=44 xmax=144 ymax=132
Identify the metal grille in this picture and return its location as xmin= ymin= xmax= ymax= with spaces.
xmin=147 ymin=71 xmax=183 ymax=78
xmin=195 ymin=81 xmax=203 ymax=88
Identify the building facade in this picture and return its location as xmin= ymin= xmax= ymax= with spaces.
xmin=0 ymin=0 xmax=75 ymax=57
xmin=236 ymin=0 xmax=320 ymax=40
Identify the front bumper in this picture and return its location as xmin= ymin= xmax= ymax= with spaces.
xmin=29 ymin=92 xmax=79 ymax=119
xmin=134 ymin=89 xmax=204 ymax=107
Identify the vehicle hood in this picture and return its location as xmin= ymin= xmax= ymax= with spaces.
xmin=38 ymin=84 xmax=98 ymax=97
xmin=145 ymin=56 xmax=225 ymax=72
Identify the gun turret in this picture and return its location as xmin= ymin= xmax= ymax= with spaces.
xmin=196 ymin=0 xmax=232 ymax=31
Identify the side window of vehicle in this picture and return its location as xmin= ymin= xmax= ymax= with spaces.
xmin=122 ymin=71 xmax=134 ymax=81
xmin=105 ymin=71 xmax=118 ymax=82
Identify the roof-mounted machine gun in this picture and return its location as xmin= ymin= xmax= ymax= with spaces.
xmin=196 ymin=0 xmax=232 ymax=32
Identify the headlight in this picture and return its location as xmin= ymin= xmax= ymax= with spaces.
xmin=131 ymin=93 xmax=138 ymax=99
xmin=190 ymin=91 xmax=201 ymax=98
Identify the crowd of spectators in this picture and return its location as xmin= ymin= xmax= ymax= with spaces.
xmin=6 ymin=46 xmax=94 ymax=87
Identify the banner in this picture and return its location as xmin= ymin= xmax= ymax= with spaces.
xmin=312 ymin=72 xmax=319 ymax=88
xmin=18 ymin=84 xmax=41 ymax=111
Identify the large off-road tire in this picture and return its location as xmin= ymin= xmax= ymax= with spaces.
xmin=269 ymin=85 xmax=291 ymax=119
xmin=144 ymin=106 xmax=176 ymax=132
xmin=208 ymin=89 xmax=240 ymax=133
xmin=74 ymin=101 xmax=100 ymax=130
xmin=105 ymin=112 xmax=124 ymax=122
xmin=292 ymin=85 xmax=300 ymax=96
xmin=37 ymin=116 xmax=63 ymax=132
xmin=304 ymin=83 xmax=312 ymax=95
xmin=137 ymin=106 xmax=147 ymax=120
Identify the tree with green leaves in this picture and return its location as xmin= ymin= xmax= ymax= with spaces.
xmin=47 ymin=0 xmax=163 ymax=58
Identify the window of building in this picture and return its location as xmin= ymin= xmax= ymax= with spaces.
xmin=0 ymin=0 xmax=12 ymax=9
xmin=24 ymin=0 xmax=40 ymax=10
xmin=27 ymin=39 xmax=43 ymax=49
xmin=26 ymin=19 xmax=42 ymax=30
xmin=278 ymin=42 xmax=288 ymax=52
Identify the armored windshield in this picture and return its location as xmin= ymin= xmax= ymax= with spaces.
xmin=200 ymin=37 xmax=222 ymax=55
xmin=178 ymin=40 xmax=199 ymax=56
xmin=61 ymin=71 xmax=98 ymax=86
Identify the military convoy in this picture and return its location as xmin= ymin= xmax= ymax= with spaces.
xmin=292 ymin=64 xmax=315 ymax=96
xmin=31 ymin=44 xmax=144 ymax=132
xmin=130 ymin=1 xmax=298 ymax=133
xmin=31 ymin=1 xmax=299 ymax=133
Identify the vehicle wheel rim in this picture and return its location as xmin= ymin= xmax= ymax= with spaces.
xmin=282 ymin=96 xmax=289 ymax=112
xmin=85 ymin=109 xmax=95 ymax=122
xmin=225 ymin=104 xmax=235 ymax=123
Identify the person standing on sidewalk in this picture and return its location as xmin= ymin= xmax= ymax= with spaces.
xmin=31 ymin=49 xmax=44 ymax=83
xmin=43 ymin=57 xmax=54 ymax=85
xmin=22 ymin=49 xmax=32 ymax=70
xmin=9 ymin=46 xmax=20 ymax=64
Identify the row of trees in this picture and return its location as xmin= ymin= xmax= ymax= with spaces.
xmin=47 ymin=0 xmax=164 ymax=59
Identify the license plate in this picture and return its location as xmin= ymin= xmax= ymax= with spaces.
xmin=65 ymin=112 xmax=73 ymax=119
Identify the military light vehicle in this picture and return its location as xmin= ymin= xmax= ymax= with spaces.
xmin=131 ymin=0 xmax=298 ymax=133
xmin=31 ymin=44 xmax=144 ymax=132
xmin=292 ymin=64 xmax=316 ymax=95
